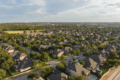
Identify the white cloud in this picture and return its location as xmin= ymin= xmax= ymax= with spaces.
xmin=22 ymin=0 xmax=46 ymax=6
xmin=0 ymin=0 xmax=120 ymax=22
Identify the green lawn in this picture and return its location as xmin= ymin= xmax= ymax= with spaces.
xmin=99 ymin=66 xmax=108 ymax=75
xmin=10 ymin=67 xmax=20 ymax=75
xmin=36 ymin=62 xmax=50 ymax=69
xmin=50 ymin=57 xmax=64 ymax=62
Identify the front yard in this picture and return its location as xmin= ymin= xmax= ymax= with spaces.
xmin=36 ymin=62 xmax=50 ymax=69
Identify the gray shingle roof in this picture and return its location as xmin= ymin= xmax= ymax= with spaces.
xmin=88 ymin=54 xmax=106 ymax=63
xmin=84 ymin=58 xmax=98 ymax=70
xmin=53 ymin=49 xmax=63 ymax=55
xmin=47 ymin=70 xmax=68 ymax=80
xmin=15 ymin=59 xmax=33 ymax=71
xmin=66 ymin=63 xmax=90 ymax=76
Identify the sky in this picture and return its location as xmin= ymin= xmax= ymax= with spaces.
xmin=0 ymin=0 xmax=120 ymax=22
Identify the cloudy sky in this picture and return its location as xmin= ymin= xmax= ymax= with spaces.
xmin=0 ymin=0 xmax=120 ymax=22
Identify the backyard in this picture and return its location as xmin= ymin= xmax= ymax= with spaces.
xmin=91 ymin=66 xmax=109 ymax=78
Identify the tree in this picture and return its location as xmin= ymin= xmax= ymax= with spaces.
xmin=58 ymin=45 xmax=64 ymax=49
xmin=49 ymin=45 xmax=56 ymax=50
xmin=34 ymin=53 xmax=41 ymax=60
xmin=73 ymin=57 xmax=76 ymax=61
xmin=75 ymin=49 xmax=80 ymax=55
xmin=1 ymin=60 xmax=14 ymax=70
xmin=0 ymin=69 xmax=6 ymax=80
xmin=31 ymin=60 xmax=38 ymax=68
xmin=34 ymin=30 xmax=37 ymax=32
xmin=34 ymin=71 xmax=39 ymax=78
xmin=42 ymin=67 xmax=52 ymax=77
xmin=61 ymin=55 xmax=64 ymax=59
xmin=52 ymin=55 xmax=56 ymax=59
xmin=80 ymin=46 xmax=87 ymax=51
xmin=28 ymin=71 xmax=39 ymax=79
xmin=23 ymin=49 xmax=29 ymax=54
xmin=79 ymin=61 xmax=85 ymax=66
xmin=29 ymin=52 xmax=34 ymax=58
xmin=24 ymin=30 xmax=26 ymax=34
xmin=71 ymin=50 xmax=76 ymax=55
xmin=41 ymin=52 xmax=50 ymax=62
xmin=23 ymin=42 xmax=31 ymax=47
xmin=83 ymin=51 xmax=90 ymax=57
xmin=28 ymin=72 xmax=34 ymax=79
xmin=56 ymin=63 xmax=65 ymax=72
xmin=16 ymin=39 xmax=22 ymax=45
xmin=61 ymin=60 xmax=67 ymax=66
xmin=110 ymin=51 xmax=118 ymax=58
xmin=16 ymin=46 xmax=24 ymax=51
xmin=12 ymin=43 xmax=19 ymax=48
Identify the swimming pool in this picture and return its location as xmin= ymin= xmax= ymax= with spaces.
xmin=89 ymin=78 xmax=97 ymax=80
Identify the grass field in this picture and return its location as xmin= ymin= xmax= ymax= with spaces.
xmin=4 ymin=30 xmax=44 ymax=34
xmin=4 ymin=31 xmax=23 ymax=34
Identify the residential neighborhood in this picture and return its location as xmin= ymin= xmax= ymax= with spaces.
xmin=0 ymin=23 xmax=120 ymax=80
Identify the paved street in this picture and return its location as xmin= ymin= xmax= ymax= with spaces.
xmin=48 ymin=59 xmax=60 ymax=69
xmin=64 ymin=52 xmax=86 ymax=63
xmin=13 ymin=69 xmax=42 ymax=80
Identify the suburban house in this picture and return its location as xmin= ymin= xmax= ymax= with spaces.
xmin=52 ymin=49 xmax=64 ymax=57
xmin=55 ymin=42 xmax=63 ymax=45
xmin=46 ymin=43 xmax=55 ymax=47
xmin=83 ymin=41 xmax=89 ymax=46
xmin=14 ymin=59 xmax=33 ymax=72
xmin=66 ymin=63 xmax=90 ymax=76
xmin=9 ymin=50 xmax=28 ymax=61
xmin=84 ymin=58 xmax=102 ymax=74
xmin=47 ymin=70 xmax=68 ymax=80
xmin=76 ymin=43 xmax=84 ymax=48
xmin=88 ymin=54 xmax=106 ymax=64
xmin=88 ymin=40 xmax=95 ymax=45
xmin=22 ymin=39 xmax=29 ymax=42
xmin=99 ymin=49 xmax=110 ymax=58
xmin=35 ymin=76 xmax=44 ymax=80
xmin=37 ymin=45 xmax=47 ymax=51
xmin=62 ymin=47 xmax=73 ymax=54
xmin=62 ymin=39 xmax=69 ymax=43
xmin=1 ymin=43 xmax=15 ymax=53
xmin=45 ymin=29 xmax=53 ymax=33
xmin=70 ymin=45 xmax=77 ymax=50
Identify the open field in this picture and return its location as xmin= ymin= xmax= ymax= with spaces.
xmin=4 ymin=31 xmax=23 ymax=34
xmin=4 ymin=30 xmax=44 ymax=34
